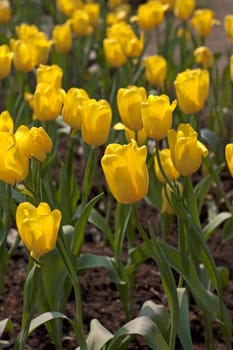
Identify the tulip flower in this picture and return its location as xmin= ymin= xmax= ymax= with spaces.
xmin=193 ymin=46 xmax=214 ymax=69
xmin=33 ymin=37 xmax=53 ymax=66
xmin=52 ymin=21 xmax=73 ymax=54
xmin=0 ymin=45 xmax=13 ymax=79
xmin=135 ymin=1 xmax=168 ymax=31
xmin=225 ymin=143 xmax=233 ymax=177
xmin=117 ymin=86 xmax=147 ymax=131
xmin=101 ymin=140 xmax=149 ymax=204
xmin=224 ymin=15 xmax=233 ymax=44
xmin=161 ymin=181 xmax=183 ymax=214
xmin=62 ymin=87 xmax=89 ymax=132
xmin=10 ymin=39 xmax=37 ymax=73
xmin=0 ymin=110 xmax=14 ymax=132
xmin=230 ymin=55 xmax=233 ymax=83
xmin=55 ymin=0 xmax=83 ymax=17
xmin=15 ymin=125 xmax=52 ymax=162
xmin=81 ymin=99 xmax=112 ymax=146
xmin=154 ymin=148 xmax=180 ymax=183
xmin=174 ymin=68 xmax=209 ymax=114
xmin=144 ymin=55 xmax=167 ymax=87
xmin=84 ymin=3 xmax=100 ymax=27
xmin=168 ymin=123 xmax=208 ymax=176
xmin=16 ymin=202 xmax=62 ymax=260
xmin=141 ymin=94 xmax=177 ymax=141
xmin=114 ymin=122 xmax=147 ymax=145
xmin=34 ymin=82 xmax=65 ymax=121
xmin=71 ymin=9 xmax=93 ymax=37
xmin=36 ymin=64 xmax=63 ymax=89
xmin=103 ymin=38 xmax=127 ymax=68
xmin=0 ymin=131 xmax=29 ymax=184
xmin=16 ymin=23 xmax=42 ymax=41
xmin=174 ymin=0 xmax=195 ymax=21
xmin=190 ymin=9 xmax=220 ymax=38
xmin=0 ymin=0 xmax=11 ymax=24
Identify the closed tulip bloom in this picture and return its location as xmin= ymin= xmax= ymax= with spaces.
xmin=144 ymin=55 xmax=167 ymax=87
xmin=224 ymin=15 xmax=233 ymax=44
xmin=16 ymin=23 xmax=42 ymax=41
xmin=141 ymin=94 xmax=177 ymax=141
xmin=0 ymin=132 xmax=29 ymax=184
xmin=36 ymin=64 xmax=63 ymax=89
xmin=136 ymin=1 xmax=168 ymax=31
xmin=190 ymin=9 xmax=220 ymax=38
xmin=84 ymin=3 xmax=100 ymax=27
xmin=161 ymin=181 xmax=183 ymax=214
xmin=52 ymin=21 xmax=72 ymax=53
xmin=81 ymin=99 xmax=112 ymax=146
xmin=16 ymin=202 xmax=62 ymax=260
xmin=62 ymin=87 xmax=89 ymax=132
xmin=10 ymin=39 xmax=37 ymax=73
xmin=168 ymin=123 xmax=208 ymax=176
xmin=34 ymin=82 xmax=65 ymax=121
xmin=33 ymin=37 xmax=53 ymax=66
xmin=15 ymin=125 xmax=52 ymax=162
xmin=174 ymin=0 xmax=195 ymax=21
xmin=56 ymin=0 xmax=83 ymax=17
xmin=71 ymin=9 xmax=93 ymax=37
xmin=174 ymin=68 xmax=209 ymax=114
xmin=0 ymin=45 xmax=13 ymax=79
xmin=225 ymin=144 xmax=233 ymax=177
xmin=117 ymin=86 xmax=147 ymax=131
xmin=101 ymin=140 xmax=149 ymax=204
xmin=154 ymin=148 xmax=180 ymax=183
xmin=103 ymin=38 xmax=127 ymax=67
xmin=0 ymin=110 xmax=13 ymax=132
xmin=0 ymin=0 xmax=11 ymax=24
xmin=194 ymin=46 xmax=214 ymax=69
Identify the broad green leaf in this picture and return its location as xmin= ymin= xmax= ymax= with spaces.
xmin=72 ymin=193 xmax=104 ymax=256
xmin=107 ymin=316 xmax=169 ymax=350
xmin=29 ymin=312 xmax=69 ymax=334
xmin=177 ymin=288 xmax=193 ymax=350
xmin=76 ymin=319 xmax=113 ymax=350
xmin=222 ymin=217 xmax=233 ymax=242
xmin=89 ymin=208 xmax=113 ymax=248
xmin=130 ymin=241 xmax=151 ymax=266
xmin=77 ymin=253 xmax=124 ymax=285
xmin=203 ymin=212 xmax=232 ymax=240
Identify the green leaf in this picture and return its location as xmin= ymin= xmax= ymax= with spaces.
xmin=71 ymin=193 xmax=104 ymax=256
xmin=77 ymin=253 xmax=124 ymax=285
xmin=89 ymin=208 xmax=113 ymax=248
xmin=107 ymin=316 xmax=169 ymax=350
xmin=203 ymin=212 xmax=232 ymax=240
xmin=76 ymin=319 xmax=113 ymax=350
xmin=222 ymin=217 xmax=233 ymax=241
xmin=29 ymin=312 xmax=69 ymax=334
xmin=145 ymin=162 xmax=162 ymax=210
xmin=0 ymin=318 xmax=12 ymax=338
xmin=130 ymin=241 xmax=151 ymax=266
xmin=177 ymin=288 xmax=193 ymax=350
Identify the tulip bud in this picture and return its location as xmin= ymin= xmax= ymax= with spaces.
xmin=36 ymin=64 xmax=63 ymax=89
xmin=174 ymin=0 xmax=195 ymax=21
xmin=0 ymin=45 xmax=13 ymax=79
xmin=16 ymin=202 xmax=62 ymax=260
xmin=161 ymin=181 xmax=183 ymax=214
xmin=225 ymin=143 xmax=233 ymax=177
xmin=174 ymin=68 xmax=209 ymax=114
xmin=154 ymin=148 xmax=180 ymax=183
xmin=0 ymin=0 xmax=11 ymax=24
xmin=0 ymin=110 xmax=13 ymax=132
xmin=71 ymin=9 xmax=93 ymax=37
xmin=144 ymin=55 xmax=167 ymax=87
xmin=193 ymin=46 xmax=214 ymax=69
xmin=101 ymin=140 xmax=149 ymax=204
xmin=10 ymin=39 xmax=37 ymax=73
xmin=136 ymin=1 xmax=168 ymax=31
xmin=52 ymin=21 xmax=73 ymax=54
xmin=103 ymin=38 xmax=127 ymax=68
xmin=168 ymin=123 xmax=208 ymax=176
xmin=190 ymin=9 xmax=220 ymax=38
xmin=224 ymin=15 xmax=233 ymax=44
xmin=141 ymin=94 xmax=177 ymax=141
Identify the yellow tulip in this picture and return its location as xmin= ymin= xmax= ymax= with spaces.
xmin=84 ymin=3 xmax=100 ymax=27
xmin=144 ymin=55 xmax=167 ymax=87
xmin=154 ymin=148 xmax=180 ymax=183
xmin=168 ymin=123 xmax=208 ymax=176
xmin=55 ymin=0 xmax=83 ymax=17
xmin=225 ymin=143 xmax=233 ymax=177
xmin=101 ymin=140 xmax=149 ymax=204
xmin=117 ymin=85 xmax=147 ymax=131
xmin=0 ymin=131 xmax=29 ymax=184
xmin=193 ymin=46 xmax=214 ymax=69
xmin=174 ymin=0 xmax=195 ymax=21
xmin=224 ymin=15 xmax=233 ymax=44
xmin=81 ymin=99 xmax=112 ymax=146
xmin=107 ymin=0 xmax=127 ymax=9
xmin=190 ymin=9 xmax=220 ymax=38
xmin=0 ymin=0 xmax=11 ymax=24
xmin=136 ymin=1 xmax=168 ymax=31
xmin=52 ymin=21 xmax=73 ymax=54
xmin=161 ymin=181 xmax=183 ymax=214
xmin=16 ymin=23 xmax=42 ymax=41
xmin=114 ymin=122 xmax=147 ymax=145
xmin=16 ymin=202 xmax=62 ymax=260
xmin=103 ymin=38 xmax=127 ymax=68
xmin=10 ymin=39 xmax=37 ymax=73
xmin=34 ymin=82 xmax=65 ymax=121
xmin=141 ymin=94 xmax=177 ymax=141
xmin=36 ymin=64 xmax=63 ymax=89
xmin=230 ymin=55 xmax=233 ymax=83
xmin=71 ymin=9 xmax=93 ymax=37
xmin=62 ymin=87 xmax=89 ymax=132
xmin=0 ymin=45 xmax=13 ymax=79
xmin=174 ymin=68 xmax=209 ymax=114
xmin=15 ymin=125 xmax=52 ymax=162
xmin=0 ymin=110 xmax=13 ymax=132
xmin=33 ymin=37 xmax=53 ymax=66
